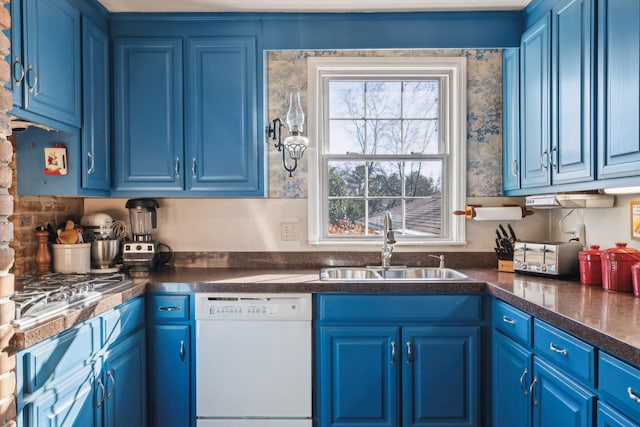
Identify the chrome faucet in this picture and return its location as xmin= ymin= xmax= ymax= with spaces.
xmin=429 ymin=254 xmax=445 ymax=269
xmin=381 ymin=212 xmax=396 ymax=269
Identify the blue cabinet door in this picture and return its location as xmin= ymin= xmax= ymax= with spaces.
xmin=113 ymin=37 xmax=184 ymax=192
xmin=4 ymin=0 xmax=23 ymax=109
xmin=81 ymin=16 xmax=110 ymax=193
xmin=149 ymin=324 xmax=191 ymax=427
xmin=532 ymin=358 xmax=595 ymax=427
xmin=503 ymin=48 xmax=521 ymax=192
xmin=520 ymin=13 xmax=551 ymax=189
xmin=402 ymin=326 xmax=480 ymax=427
xmin=597 ymin=402 xmax=638 ymax=427
xmin=22 ymin=0 xmax=81 ymax=127
xmin=597 ymin=0 xmax=640 ymax=179
xmin=185 ymin=37 xmax=264 ymax=196
xmin=551 ymin=0 xmax=595 ymax=185
xmin=29 ymin=366 xmax=100 ymax=427
xmin=318 ymin=326 xmax=400 ymax=427
xmin=103 ymin=329 xmax=146 ymax=427
xmin=492 ymin=331 xmax=533 ymax=427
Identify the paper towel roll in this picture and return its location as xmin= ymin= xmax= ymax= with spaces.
xmin=472 ymin=206 xmax=523 ymax=221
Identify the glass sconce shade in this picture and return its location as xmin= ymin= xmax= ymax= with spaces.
xmin=284 ymin=134 xmax=309 ymax=161
xmin=286 ymin=92 xmax=305 ymax=133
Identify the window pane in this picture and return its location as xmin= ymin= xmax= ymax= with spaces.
xmin=404 ymin=161 xmax=442 ymax=197
xmin=403 ymin=81 xmax=439 ymax=118
xmin=366 ymin=120 xmax=402 ymax=154
xmin=403 ymin=120 xmax=439 ymax=154
xmin=404 ymin=198 xmax=443 ymax=236
xmin=329 ymin=81 xmax=364 ymax=118
xmin=328 ymin=161 xmax=365 ymax=197
xmin=368 ymin=199 xmax=402 ymax=234
xmin=366 ymin=81 xmax=401 ymax=118
xmin=329 ymin=119 xmax=365 ymax=153
xmin=368 ymin=161 xmax=403 ymax=197
xmin=328 ymin=199 xmax=366 ymax=236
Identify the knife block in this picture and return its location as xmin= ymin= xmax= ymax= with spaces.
xmin=498 ymin=260 xmax=514 ymax=272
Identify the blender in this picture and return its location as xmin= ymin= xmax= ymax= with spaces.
xmin=122 ymin=198 xmax=159 ymax=272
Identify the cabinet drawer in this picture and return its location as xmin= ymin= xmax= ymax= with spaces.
xmin=533 ymin=319 xmax=595 ymax=386
xmin=150 ymin=294 xmax=190 ymax=321
xmin=103 ymin=297 xmax=145 ymax=346
xmin=317 ymin=294 xmax=482 ymax=323
xmin=492 ymin=299 xmax=532 ymax=346
xmin=599 ymin=352 xmax=640 ymax=421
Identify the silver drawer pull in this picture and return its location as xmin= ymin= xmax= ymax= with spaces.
xmin=549 ymin=342 xmax=568 ymax=356
xmin=159 ymin=306 xmax=182 ymax=312
xmin=406 ymin=341 xmax=413 ymax=365
xmin=180 ymin=340 xmax=186 ymax=364
xmin=530 ymin=377 xmax=538 ymax=406
xmin=628 ymin=387 xmax=640 ymax=403
xmin=502 ymin=315 xmax=516 ymax=325
xmin=390 ymin=341 xmax=396 ymax=365
xmin=519 ymin=368 xmax=528 ymax=396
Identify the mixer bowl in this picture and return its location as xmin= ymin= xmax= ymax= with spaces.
xmin=91 ymin=239 xmax=120 ymax=269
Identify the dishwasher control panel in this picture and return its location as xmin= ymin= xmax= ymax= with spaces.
xmin=195 ymin=293 xmax=312 ymax=321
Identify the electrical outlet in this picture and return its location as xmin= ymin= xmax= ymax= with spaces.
xmin=572 ymin=224 xmax=586 ymax=245
xmin=281 ymin=223 xmax=299 ymax=241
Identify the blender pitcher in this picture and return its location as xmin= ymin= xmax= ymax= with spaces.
xmin=126 ymin=198 xmax=159 ymax=242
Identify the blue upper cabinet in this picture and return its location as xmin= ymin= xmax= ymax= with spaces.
xmin=12 ymin=0 xmax=81 ymax=128
xmin=113 ymin=37 xmax=185 ymax=192
xmin=4 ymin=0 xmax=23 ymax=109
xmin=597 ymin=0 xmax=640 ymax=180
xmin=502 ymin=48 xmax=521 ymax=192
xmin=185 ymin=37 xmax=263 ymax=195
xmin=81 ymin=16 xmax=110 ymax=193
xmin=551 ymin=0 xmax=595 ymax=185
xmin=520 ymin=13 xmax=551 ymax=189
xmin=112 ymin=29 xmax=265 ymax=197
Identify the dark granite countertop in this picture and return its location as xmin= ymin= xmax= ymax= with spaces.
xmin=13 ymin=267 xmax=640 ymax=368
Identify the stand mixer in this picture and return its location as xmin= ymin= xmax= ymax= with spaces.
xmin=80 ymin=213 xmax=120 ymax=273
xmin=122 ymin=198 xmax=160 ymax=273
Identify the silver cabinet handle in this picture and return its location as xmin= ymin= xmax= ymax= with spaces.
xmin=549 ymin=342 xmax=568 ymax=356
xmin=27 ymin=64 xmax=37 ymax=92
xmin=628 ymin=387 xmax=640 ymax=403
xmin=175 ymin=157 xmax=180 ymax=178
xmin=180 ymin=340 xmax=185 ymax=363
xmin=540 ymin=150 xmax=549 ymax=170
xmin=502 ymin=315 xmax=516 ymax=325
xmin=87 ymin=151 xmax=95 ymax=174
xmin=406 ymin=341 xmax=413 ymax=365
xmin=519 ymin=368 xmax=528 ymax=396
xmin=96 ymin=378 xmax=106 ymax=408
xmin=106 ymin=371 xmax=115 ymax=399
xmin=390 ymin=341 xmax=396 ymax=365
xmin=159 ymin=306 xmax=182 ymax=312
xmin=511 ymin=158 xmax=518 ymax=177
xmin=192 ymin=158 xmax=197 ymax=179
xmin=550 ymin=146 xmax=558 ymax=170
xmin=529 ymin=376 xmax=538 ymax=406
xmin=13 ymin=56 xmax=25 ymax=86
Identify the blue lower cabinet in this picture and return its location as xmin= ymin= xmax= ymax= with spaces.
xmin=29 ymin=366 xmax=99 ymax=427
xmin=315 ymin=294 xmax=484 ymax=427
xmin=597 ymin=402 xmax=638 ymax=427
xmin=492 ymin=331 xmax=533 ymax=427
xmin=149 ymin=324 xmax=192 ymax=427
xmin=103 ymin=329 xmax=146 ymax=427
xmin=532 ymin=358 xmax=595 ymax=427
xmin=318 ymin=326 xmax=399 ymax=427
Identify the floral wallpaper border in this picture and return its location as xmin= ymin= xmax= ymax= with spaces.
xmin=266 ymin=49 xmax=503 ymax=198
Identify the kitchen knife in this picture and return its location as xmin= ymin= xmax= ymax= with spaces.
xmin=507 ymin=223 xmax=517 ymax=242
xmin=498 ymin=224 xmax=509 ymax=240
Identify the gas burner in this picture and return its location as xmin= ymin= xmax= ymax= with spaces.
xmin=11 ymin=272 xmax=132 ymax=329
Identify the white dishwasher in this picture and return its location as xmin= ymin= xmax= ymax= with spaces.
xmin=195 ymin=293 xmax=312 ymax=427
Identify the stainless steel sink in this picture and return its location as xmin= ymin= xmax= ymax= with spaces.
xmin=319 ymin=267 xmax=468 ymax=281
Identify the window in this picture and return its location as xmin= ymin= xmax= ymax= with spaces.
xmin=307 ymin=57 xmax=467 ymax=245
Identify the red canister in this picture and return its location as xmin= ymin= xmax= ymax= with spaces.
xmin=578 ymin=245 xmax=602 ymax=286
xmin=632 ymin=262 xmax=640 ymax=298
xmin=601 ymin=243 xmax=640 ymax=292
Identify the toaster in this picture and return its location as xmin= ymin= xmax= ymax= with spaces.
xmin=513 ymin=241 xmax=583 ymax=276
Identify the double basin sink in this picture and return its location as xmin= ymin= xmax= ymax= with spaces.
xmin=319 ymin=266 xmax=468 ymax=281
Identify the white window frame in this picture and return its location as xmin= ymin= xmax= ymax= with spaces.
xmin=307 ymin=57 xmax=467 ymax=245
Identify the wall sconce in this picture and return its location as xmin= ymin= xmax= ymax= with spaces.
xmin=266 ymin=92 xmax=309 ymax=177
